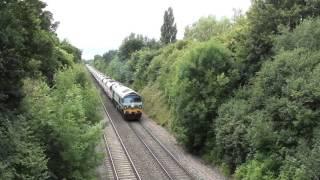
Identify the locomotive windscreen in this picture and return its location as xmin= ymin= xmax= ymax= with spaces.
xmin=123 ymin=95 xmax=141 ymax=103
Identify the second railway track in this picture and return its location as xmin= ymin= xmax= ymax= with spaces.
xmin=129 ymin=122 xmax=193 ymax=180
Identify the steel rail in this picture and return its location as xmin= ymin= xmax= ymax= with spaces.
xmin=129 ymin=123 xmax=174 ymax=180
xmin=140 ymin=123 xmax=194 ymax=179
xmin=103 ymin=134 xmax=119 ymax=180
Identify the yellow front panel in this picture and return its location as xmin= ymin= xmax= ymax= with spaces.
xmin=124 ymin=108 xmax=142 ymax=114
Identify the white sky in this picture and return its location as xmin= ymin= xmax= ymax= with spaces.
xmin=43 ymin=0 xmax=251 ymax=60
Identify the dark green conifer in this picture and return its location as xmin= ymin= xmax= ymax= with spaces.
xmin=160 ymin=7 xmax=177 ymax=44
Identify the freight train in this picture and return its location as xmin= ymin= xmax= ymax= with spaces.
xmin=86 ymin=65 xmax=143 ymax=120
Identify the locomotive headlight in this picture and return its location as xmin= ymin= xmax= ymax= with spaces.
xmin=124 ymin=106 xmax=127 ymax=109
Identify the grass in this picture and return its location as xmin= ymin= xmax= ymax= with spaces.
xmin=140 ymin=84 xmax=173 ymax=127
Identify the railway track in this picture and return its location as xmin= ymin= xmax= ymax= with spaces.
xmin=129 ymin=122 xmax=193 ymax=180
xmin=99 ymin=95 xmax=141 ymax=180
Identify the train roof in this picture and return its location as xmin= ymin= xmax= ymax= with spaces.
xmin=106 ymin=81 xmax=119 ymax=88
xmin=87 ymin=65 xmax=139 ymax=99
xmin=112 ymin=84 xmax=139 ymax=99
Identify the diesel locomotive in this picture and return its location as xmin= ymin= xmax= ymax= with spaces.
xmin=87 ymin=65 xmax=143 ymax=120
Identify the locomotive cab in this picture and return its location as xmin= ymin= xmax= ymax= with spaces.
xmin=122 ymin=94 xmax=143 ymax=120
xmin=112 ymin=84 xmax=143 ymax=120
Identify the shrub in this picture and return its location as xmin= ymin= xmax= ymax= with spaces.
xmin=235 ymin=158 xmax=276 ymax=180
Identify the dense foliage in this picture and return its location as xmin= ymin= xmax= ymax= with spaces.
xmin=23 ymin=65 xmax=102 ymax=179
xmin=0 ymin=0 xmax=102 ymax=179
xmin=238 ymin=0 xmax=320 ymax=82
xmin=229 ymin=18 xmax=320 ymax=179
xmin=93 ymin=1 xmax=320 ymax=179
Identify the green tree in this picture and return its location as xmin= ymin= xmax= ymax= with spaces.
xmin=239 ymin=0 xmax=320 ymax=82
xmin=160 ymin=7 xmax=177 ymax=44
xmin=170 ymin=41 xmax=238 ymax=153
xmin=119 ymin=33 xmax=145 ymax=60
xmin=60 ymin=39 xmax=82 ymax=63
xmin=102 ymin=50 xmax=118 ymax=64
xmin=0 ymin=0 xmax=49 ymax=110
xmin=0 ymin=0 xmax=81 ymax=110
xmin=131 ymin=49 xmax=160 ymax=89
xmin=184 ymin=16 xmax=232 ymax=41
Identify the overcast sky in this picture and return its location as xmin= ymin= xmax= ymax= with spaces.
xmin=43 ymin=0 xmax=251 ymax=60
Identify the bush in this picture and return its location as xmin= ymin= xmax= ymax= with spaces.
xmin=213 ymin=99 xmax=252 ymax=169
xmin=168 ymin=40 xmax=239 ymax=153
